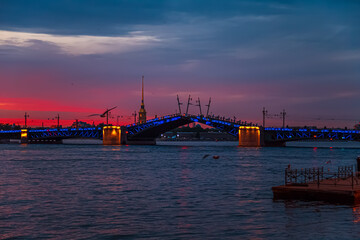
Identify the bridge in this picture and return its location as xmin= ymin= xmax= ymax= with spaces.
xmin=264 ymin=127 xmax=360 ymax=146
xmin=0 ymin=127 xmax=102 ymax=144
xmin=1 ymin=114 xmax=359 ymax=147
xmin=125 ymin=114 xmax=243 ymax=144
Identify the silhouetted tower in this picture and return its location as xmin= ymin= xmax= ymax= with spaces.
xmin=177 ymin=95 xmax=182 ymax=114
xmin=186 ymin=95 xmax=192 ymax=115
xmin=117 ymin=116 xmax=121 ymax=126
xmin=195 ymin=97 xmax=202 ymax=116
xmin=280 ymin=109 xmax=286 ymax=128
xmin=24 ymin=112 xmax=29 ymax=128
xmin=132 ymin=111 xmax=137 ymax=124
xmin=262 ymin=107 xmax=268 ymax=127
xmin=138 ymin=76 xmax=147 ymax=124
xmin=205 ymin=97 xmax=211 ymax=117
xmin=55 ymin=114 xmax=60 ymax=128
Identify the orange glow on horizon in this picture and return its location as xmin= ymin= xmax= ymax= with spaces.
xmin=0 ymin=97 xmax=102 ymax=113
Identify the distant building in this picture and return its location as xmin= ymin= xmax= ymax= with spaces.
xmin=71 ymin=120 xmax=92 ymax=129
xmin=138 ymin=75 xmax=147 ymax=124
xmin=0 ymin=123 xmax=20 ymax=130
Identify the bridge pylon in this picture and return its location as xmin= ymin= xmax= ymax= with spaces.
xmin=103 ymin=126 xmax=121 ymax=145
xmin=102 ymin=126 xmax=128 ymax=145
xmin=238 ymin=126 xmax=264 ymax=147
xmin=21 ymin=129 xmax=28 ymax=144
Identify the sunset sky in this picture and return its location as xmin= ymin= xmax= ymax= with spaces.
xmin=0 ymin=0 xmax=359 ymax=127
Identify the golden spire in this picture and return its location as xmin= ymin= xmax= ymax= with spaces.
xmin=141 ymin=75 xmax=144 ymax=105
xmin=139 ymin=75 xmax=147 ymax=123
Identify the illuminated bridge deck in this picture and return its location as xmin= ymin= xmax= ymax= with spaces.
xmin=0 ymin=114 xmax=359 ymax=146
xmin=265 ymin=127 xmax=360 ymax=143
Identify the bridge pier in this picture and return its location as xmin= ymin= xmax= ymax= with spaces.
xmin=238 ymin=126 xmax=264 ymax=147
xmin=103 ymin=126 xmax=123 ymax=145
xmin=21 ymin=129 xmax=28 ymax=144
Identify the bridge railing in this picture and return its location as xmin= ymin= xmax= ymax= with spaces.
xmin=285 ymin=167 xmax=324 ymax=185
xmin=266 ymin=127 xmax=360 ymax=142
xmin=126 ymin=113 xmax=258 ymax=128
xmin=285 ymin=165 xmax=358 ymax=188
xmin=28 ymin=127 xmax=102 ymax=139
xmin=265 ymin=127 xmax=360 ymax=134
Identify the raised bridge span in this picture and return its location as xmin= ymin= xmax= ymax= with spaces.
xmin=1 ymin=114 xmax=359 ymax=147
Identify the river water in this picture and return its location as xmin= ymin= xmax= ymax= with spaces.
xmin=1 ymin=141 xmax=360 ymax=239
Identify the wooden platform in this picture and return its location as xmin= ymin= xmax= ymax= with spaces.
xmin=272 ymin=177 xmax=360 ymax=204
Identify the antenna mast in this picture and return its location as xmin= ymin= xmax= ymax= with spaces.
xmin=281 ymin=109 xmax=286 ymax=128
xmin=196 ymin=97 xmax=202 ymax=116
xmin=106 ymin=110 xmax=109 ymax=125
xmin=262 ymin=107 xmax=268 ymax=127
xmin=186 ymin=95 xmax=192 ymax=115
xmin=55 ymin=114 xmax=60 ymax=128
xmin=132 ymin=111 xmax=137 ymax=124
xmin=177 ymin=95 xmax=183 ymax=115
xmin=205 ymin=97 xmax=211 ymax=117
xmin=24 ymin=112 xmax=29 ymax=128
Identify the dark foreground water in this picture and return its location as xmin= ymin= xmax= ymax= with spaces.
xmin=1 ymin=141 xmax=360 ymax=239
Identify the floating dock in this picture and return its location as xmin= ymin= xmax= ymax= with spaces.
xmin=272 ymin=163 xmax=360 ymax=204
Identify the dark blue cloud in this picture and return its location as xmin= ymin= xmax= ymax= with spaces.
xmin=0 ymin=0 xmax=293 ymax=35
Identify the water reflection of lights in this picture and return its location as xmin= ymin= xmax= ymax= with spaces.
xmin=177 ymin=150 xmax=193 ymax=233
xmin=353 ymin=205 xmax=360 ymax=223
xmin=181 ymin=169 xmax=191 ymax=182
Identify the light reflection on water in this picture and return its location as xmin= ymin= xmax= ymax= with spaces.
xmin=0 ymin=141 xmax=360 ymax=239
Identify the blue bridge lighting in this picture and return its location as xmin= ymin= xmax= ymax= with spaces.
xmin=0 ymin=114 xmax=359 ymax=144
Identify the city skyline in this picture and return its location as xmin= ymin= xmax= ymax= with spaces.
xmin=0 ymin=0 xmax=359 ymax=128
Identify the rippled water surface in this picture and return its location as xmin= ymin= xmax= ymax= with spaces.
xmin=1 ymin=141 xmax=360 ymax=239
